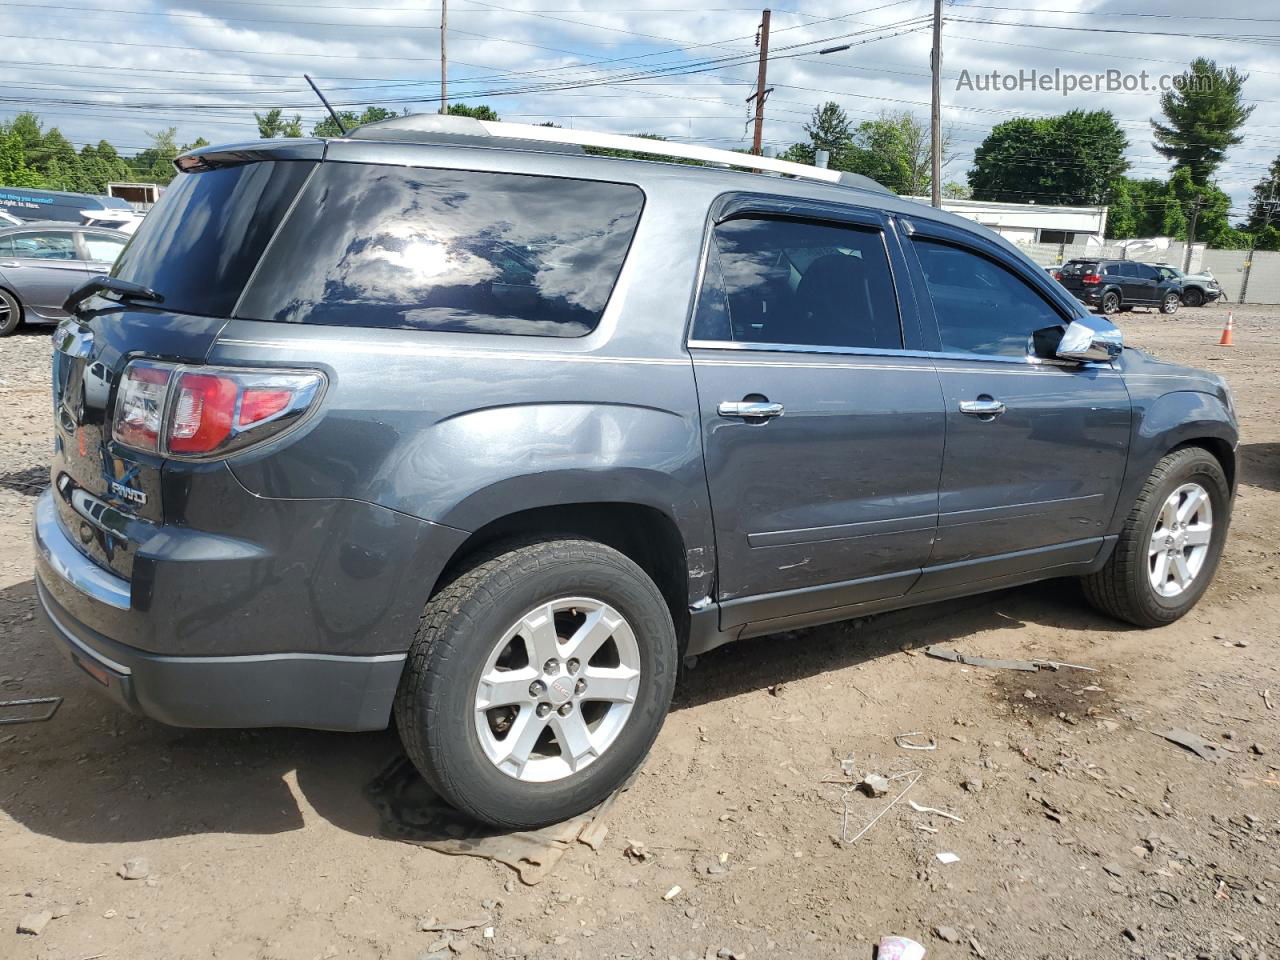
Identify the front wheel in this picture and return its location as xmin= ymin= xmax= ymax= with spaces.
xmin=1082 ymin=447 xmax=1230 ymax=627
xmin=1182 ymin=287 xmax=1204 ymax=308
xmin=1161 ymin=292 xmax=1181 ymax=315
xmin=394 ymin=538 xmax=677 ymax=829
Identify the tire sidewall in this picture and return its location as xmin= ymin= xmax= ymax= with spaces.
xmin=1183 ymin=288 xmax=1203 ymax=308
xmin=1101 ymin=292 xmax=1120 ymax=314
xmin=406 ymin=545 xmax=676 ymax=826
xmin=0 ymin=290 xmax=20 ymax=336
xmin=1130 ymin=452 xmax=1230 ymax=623
xmin=1162 ymin=293 xmax=1181 ymax=315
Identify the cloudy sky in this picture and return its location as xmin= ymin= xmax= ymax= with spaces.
xmin=2 ymin=0 xmax=1277 ymax=213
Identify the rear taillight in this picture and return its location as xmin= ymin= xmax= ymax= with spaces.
xmin=1053 ymin=271 xmax=1062 ymax=281
xmin=112 ymin=360 xmax=324 ymax=458
xmin=1081 ymin=273 xmax=1101 ymax=285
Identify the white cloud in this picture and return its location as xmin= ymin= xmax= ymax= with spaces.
xmin=2 ymin=0 xmax=1277 ymax=210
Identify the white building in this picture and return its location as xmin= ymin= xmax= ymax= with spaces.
xmin=905 ymin=196 xmax=1109 ymax=247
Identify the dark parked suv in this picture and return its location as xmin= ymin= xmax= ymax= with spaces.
xmin=1056 ymin=258 xmax=1184 ymax=315
xmin=35 ymin=116 xmax=1237 ymax=828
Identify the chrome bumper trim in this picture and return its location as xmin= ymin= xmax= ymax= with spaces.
xmin=33 ymin=489 xmax=131 ymax=611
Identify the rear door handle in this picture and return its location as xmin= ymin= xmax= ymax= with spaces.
xmin=959 ymin=398 xmax=1006 ymax=418
xmin=718 ymin=400 xmax=784 ymax=420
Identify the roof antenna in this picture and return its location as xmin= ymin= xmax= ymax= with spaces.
xmin=304 ymin=74 xmax=348 ymax=135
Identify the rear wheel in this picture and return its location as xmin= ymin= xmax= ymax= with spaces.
xmin=1100 ymin=291 xmax=1121 ymax=314
xmin=1082 ymin=447 xmax=1230 ymax=627
xmin=395 ymin=538 xmax=677 ymax=829
xmin=1161 ymin=292 xmax=1181 ymax=315
xmin=1182 ymin=287 xmax=1205 ymax=308
xmin=0 ymin=289 xmax=21 ymax=336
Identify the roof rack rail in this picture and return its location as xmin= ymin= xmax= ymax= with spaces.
xmin=345 ymin=114 xmax=892 ymax=194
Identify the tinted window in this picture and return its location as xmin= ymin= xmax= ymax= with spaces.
xmin=11 ymin=231 xmax=77 ymax=260
xmin=1059 ymin=260 xmax=1097 ymax=277
xmin=239 ymin=164 xmax=644 ymax=337
xmin=83 ymin=235 xmax=126 ymax=263
xmin=1132 ymin=263 xmax=1159 ymax=281
xmin=112 ymin=160 xmax=315 ymax=318
xmin=692 ymin=216 xmax=901 ymax=349
xmin=913 ymin=238 xmax=1063 ymax=357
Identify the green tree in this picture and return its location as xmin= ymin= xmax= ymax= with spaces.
xmin=1152 ymin=58 xmax=1253 ymax=186
xmin=1246 ymin=154 xmax=1280 ymax=238
xmin=255 ymin=108 xmax=304 ymax=138
xmin=583 ymin=132 xmax=702 ymax=166
xmin=129 ymin=128 xmax=181 ymax=185
xmin=311 ymin=106 xmax=399 ymax=138
xmin=445 ymin=103 xmax=500 ymax=121
xmin=969 ymin=110 xmax=1128 ymax=206
xmin=0 ymin=125 xmax=46 ymax=188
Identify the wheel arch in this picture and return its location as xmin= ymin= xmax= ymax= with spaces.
xmin=433 ymin=500 xmax=697 ymax=653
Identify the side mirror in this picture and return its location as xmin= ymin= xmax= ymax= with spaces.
xmin=1055 ymin=319 xmax=1123 ymax=363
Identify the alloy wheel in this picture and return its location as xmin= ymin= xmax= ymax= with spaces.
xmin=1148 ymin=482 xmax=1213 ymax=598
xmin=473 ymin=596 xmax=641 ymax=783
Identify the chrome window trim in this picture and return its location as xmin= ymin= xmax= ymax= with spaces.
xmin=686 ymin=337 xmax=1096 ymax=368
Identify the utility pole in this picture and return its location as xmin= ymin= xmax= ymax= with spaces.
xmin=1183 ymin=194 xmax=1204 ymax=272
xmin=1240 ymin=189 xmax=1279 ymax=304
xmin=439 ymin=0 xmax=448 ymax=114
xmin=748 ymin=8 xmax=771 ymax=156
xmin=929 ymin=0 xmax=943 ymax=207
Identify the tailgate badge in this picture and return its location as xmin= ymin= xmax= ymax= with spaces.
xmin=109 ymin=479 xmax=147 ymax=506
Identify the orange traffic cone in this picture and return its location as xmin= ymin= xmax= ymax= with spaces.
xmin=1218 ymin=310 xmax=1234 ymax=346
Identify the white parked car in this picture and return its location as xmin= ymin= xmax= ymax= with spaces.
xmin=80 ymin=208 xmax=145 ymax=235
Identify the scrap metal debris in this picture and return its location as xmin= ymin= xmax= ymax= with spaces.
xmin=0 ymin=697 xmax=62 ymax=726
xmin=924 ymin=646 xmax=1096 ymax=673
xmin=908 ymin=800 xmax=965 ymax=823
xmin=841 ymin=770 xmax=922 ymax=844
xmin=894 ymin=731 xmax=938 ymax=751
xmin=1156 ymin=728 xmax=1220 ymax=762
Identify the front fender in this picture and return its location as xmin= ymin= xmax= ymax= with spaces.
xmin=1113 ymin=390 xmax=1238 ymax=534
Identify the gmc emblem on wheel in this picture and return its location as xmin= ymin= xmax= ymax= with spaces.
xmin=109 ymin=480 xmax=147 ymax=506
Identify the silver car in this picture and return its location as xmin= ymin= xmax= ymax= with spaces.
xmin=0 ymin=222 xmax=129 ymax=335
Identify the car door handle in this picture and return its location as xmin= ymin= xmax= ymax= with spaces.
xmin=959 ymin=397 xmax=1006 ymax=417
xmin=718 ymin=400 xmax=785 ymax=420
xmin=0 ymin=261 xmax=19 ymax=268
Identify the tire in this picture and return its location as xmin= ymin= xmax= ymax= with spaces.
xmin=1182 ymin=287 xmax=1204 ymax=308
xmin=0 ymin=289 xmax=21 ymax=336
xmin=1160 ymin=292 xmax=1181 ymax=315
xmin=1100 ymin=291 xmax=1121 ymax=314
xmin=1082 ymin=447 xmax=1230 ymax=627
xmin=394 ymin=538 xmax=677 ymax=829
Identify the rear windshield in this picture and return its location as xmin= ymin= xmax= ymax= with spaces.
xmin=111 ymin=161 xmax=315 ymax=318
xmin=236 ymin=163 xmax=645 ymax=337
xmin=1059 ymin=261 xmax=1098 ymax=276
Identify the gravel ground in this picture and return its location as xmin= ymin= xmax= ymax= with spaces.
xmin=1 ymin=306 xmax=1278 ymax=960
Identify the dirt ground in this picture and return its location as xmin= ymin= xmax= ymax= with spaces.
xmin=2 ymin=304 xmax=1278 ymax=960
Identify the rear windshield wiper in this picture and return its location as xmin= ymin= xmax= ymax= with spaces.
xmin=64 ymin=276 xmax=164 ymax=315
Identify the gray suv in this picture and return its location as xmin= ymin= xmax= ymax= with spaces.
xmin=34 ymin=116 xmax=1238 ymax=829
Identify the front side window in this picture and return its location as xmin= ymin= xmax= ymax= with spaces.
xmin=691 ymin=215 xmax=902 ymax=350
xmin=10 ymin=231 xmax=77 ymax=260
xmin=238 ymin=164 xmax=645 ymax=337
xmin=912 ymin=238 xmax=1064 ymax=358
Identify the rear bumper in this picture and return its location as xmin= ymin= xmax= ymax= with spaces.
xmin=33 ymin=488 xmax=416 ymax=731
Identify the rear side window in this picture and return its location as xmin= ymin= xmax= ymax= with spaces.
xmin=238 ymin=163 xmax=645 ymax=337
xmin=112 ymin=161 xmax=315 ymax=318
xmin=1059 ymin=261 xmax=1096 ymax=277
xmin=691 ymin=216 xmax=902 ymax=350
